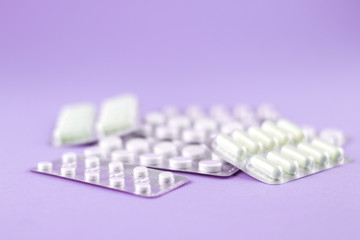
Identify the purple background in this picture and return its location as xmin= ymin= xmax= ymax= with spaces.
xmin=1 ymin=0 xmax=359 ymax=239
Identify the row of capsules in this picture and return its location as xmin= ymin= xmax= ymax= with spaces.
xmin=140 ymin=104 xmax=279 ymax=143
xmin=36 ymin=140 xmax=189 ymax=197
xmin=212 ymin=119 xmax=346 ymax=184
xmin=82 ymin=134 xmax=239 ymax=177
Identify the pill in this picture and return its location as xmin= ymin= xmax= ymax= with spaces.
xmin=267 ymin=151 xmax=299 ymax=175
xmin=248 ymin=126 xmax=276 ymax=150
xmin=85 ymin=171 xmax=100 ymax=183
xmin=186 ymin=105 xmax=205 ymax=119
xmin=85 ymin=156 xmax=100 ymax=169
xmin=182 ymin=144 xmax=207 ymax=160
xmin=111 ymin=150 xmax=135 ymax=163
xmin=135 ymin=182 xmax=151 ymax=195
xmin=261 ymin=121 xmax=289 ymax=146
xmin=214 ymin=134 xmax=245 ymax=159
xmin=61 ymin=166 xmax=76 ymax=177
xmin=210 ymin=105 xmax=229 ymax=118
xmin=62 ymin=152 xmax=77 ymax=165
xmin=99 ymin=136 xmax=123 ymax=154
xmin=108 ymin=161 xmax=124 ymax=174
xmin=163 ymin=106 xmax=179 ymax=117
xmin=84 ymin=147 xmax=103 ymax=158
xmin=194 ymin=118 xmax=218 ymax=135
xmin=140 ymin=123 xmax=153 ymax=136
xmin=319 ymin=129 xmax=347 ymax=146
xmin=277 ymin=119 xmax=304 ymax=143
xmin=231 ymin=130 xmax=261 ymax=154
xmin=220 ymin=121 xmax=244 ymax=135
xmin=233 ymin=104 xmax=254 ymax=120
xmin=109 ymin=176 xmax=125 ymax=188
xmin=211 ymin=152 xmax=223 ymax=161
xmin=297 ymin=142 xmax=328 ymax=166
xmin=249 ymin=155 xmax=283 ymax=180
xmin=311 ymin=138 xmax=343 ymax=162
xmin=159 ymin=172 xmax=175 ymax=185
xmin=302 ymin=125 xmax=317 ymax=141
xmin=153 ymin=141 xmax=178 ymax=157
xmin=155 ymin=126 xmax=177 ymax=139
xmin=140 ymin=153 xmax=164 ymax=166
xmin=182 ymin=129 xmax=207 ymax=143
xmin=145 ymin=112 xmax=166 ymax=126
xmin=133 ymin=166 xmax=149 ymax=179
xmin=257 ymin=104 xmax=278 ymax=121
xmin=169 ymin=157 xmax=192 ymax=169
xmin=96 ymin=94 xmax=138 ymax=137
xmin=168 ymin=116 xmax=192 ymax=129
xmin=126 ymin=138 xmax=150 ymax=155
xmin=198 ymin=160 xmax=223 ymax=173
xmin=37 ymin=162 xmax=52 ymax=172
xmin=281 ymin=145 xmax=313 ymax=169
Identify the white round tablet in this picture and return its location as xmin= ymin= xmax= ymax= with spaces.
xmin=319 ymin=129 xmax=346 ymax=146
xmin=185 ymin=105 xmax=205 ymax=119
xmin=62 ymin=152 xmax=77 ymax=165
xmin=99 ymin=137 xmax=122 ymax=153
xmin=37 ymin=162 xmax=52 ymax=172
xmin=233 ymin=104 xmax=253 ymax=119
xmin=211 ymin=153 xmax=224 ymax=162
xmin=140 ymin=153 xmax=163 ymax=166
xmin=220 ymin=121 xmax=244 ymax=134
xmin=108 ymin=161 xmax=124 ymax=174
xmin=135 ymin=182 xmax=151 ymax=195
xmin=145 ymin=112 xmax=166 ymax=126
xmin=198 ymin=160 xmax=223 ymax=173
xmin=153 ymin=141 xmax=178 ymax=158
xmin=133 ymin=166 xmax=149 ymax=179
xmin=182 ymin=129 xmax=206 ymax=143
xmin=159 ymin=172 xmax=175 ymax=185
xmin=85 ymin=171 xmax=100 ymax=183
xmin=155 ymin=126 xmax=177 ymax=139
xmin=181 ymin=144 xmax=207 ymax=160
xmin=168 ymin=116 xmax=192 ymax=129
xmin=257 ymin=104 xmax=279 ymax=120
xmin=85 ymin=156 xmax=100 ymax=169
xmin=163 ymin=106 xmax=179 ymax=117
xmin=61 ymin=166 xmax=76 ymax=177
xmin=109 ymin=176 xmax=125 ymax=188
xmin=111 ymin=150 xmax=135 ymax=163
xmin=84 ymin=147 xmax=103 ymax=158
xmin=210 ymin=105 xmax=229 ymax=118
xmin=169 ymin=157 xmax=192 ymax=169
xmin=194 ymin=118 xmax=218 ymax=134
xmin=126 ymin=138 xmax=150 ymax=155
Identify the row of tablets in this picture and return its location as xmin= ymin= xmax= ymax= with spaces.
xmin=34 ymin=155 xmax=189 ymax=197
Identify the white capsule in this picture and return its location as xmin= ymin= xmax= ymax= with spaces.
xmin=61 ymin=166 xmax=76 ymax=177
xmin=37 ymin=162 xmax=52 ymax=172
xmin=125 ymin=138 xmax=150 ymax=155
xmin=267 ymin=151 xmax=299 ymax=175
xmin=153 ymin=141 xmax=178 ymax=158
xmin=155 ymin=126 xmax=177 ymax=139
xmin=232 ymin=130 xmax=261 ymax=154
xmin=182 ymin=129 xmax=207 ymax=143
xmin=140 ymin=153 xmax=164 ymax=166
xmin=198 ymin=160 xmax=223 ymax=173
xmin=281 ymin=145 xmax=313 ymax=169
xmin=185 ymin=105 xmax=205 ymax=119
xmin=84 ymin=147 xmax=103 ymax=158
xmin=108 ymin=161 xmax=124 ymax=174
xmin=163 ymin=106 xmax=179 ymax=117
xmin=85 ymin=171 xmax=99 ymax=183
xmin=181 ymin=144 xmax=207 ymax=160
xmin=111 ymin=150 xmax=135 ymax=163
xmin=109 ymin=176 xmax=124 ymax=188
xmin=169 ymin=157 xmax=192 ymax=169
xmin=135 ymin=182 xmax=151 ymax=195
xmin=168 ymin=116 xmax=192 ymax=130
xmin=214 ymin=134 xmax=245 ymax=159
xmin=248 ymin=126 xmax=276 ymax=150
xmin=277 ymin=119 xmax=304 ymax=143
xmin=311 ymin=138 xmax=343 ymax=162
xmin=99 ymin=136 xmax=123 ymax=155
xmin=85 ymin=156 xmax=100 ymax=169
xmin=297 ymin=142 xmax=328 ymax=166
xmin=145 ymin=112 xmax=166 ymax=126
xmin=133 ymin=166 xmax=149 ymax=179
xmin=249 ymin=155 xmax=283 ymax=180
xmin=319 ymin=129 xmax=347 ymax=146
xmin=159 ymin=172 xmax=175 ymax=185
xmin=62 ymin=152 xmax=77 ymax=165
xmin=261 ymin=121 xmax=289 ymax=146
xmin=220 ymin=121 xmax=244 ymax=135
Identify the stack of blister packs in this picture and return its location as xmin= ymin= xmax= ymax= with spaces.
xmin=31 ymin=94 xmax=351 ymax=197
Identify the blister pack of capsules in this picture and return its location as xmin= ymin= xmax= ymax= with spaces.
xmin=32 ymin=152 xmax=189 ymax=198
xmin=52 ymin=94 xmax=139 ymax=146
xmin=83 ymin=134 xmax=239 ymax=177
xmin=208 ymin=119 xmax=352 ymax=184
xmin=140 ymin=104 xmax=280 ymax=143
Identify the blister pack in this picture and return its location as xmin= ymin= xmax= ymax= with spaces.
xmin=208 ymin=119 xmax=352 ymax=184
xmin=52 ymin=94 xmax=139 ymax=146
xmin=85 ymin=134 xmax=239 ymax=177
xmin=139 ymin=104 xmax=280 ymax=143
xmin=32 ymin=152 xmax=189 ymax=198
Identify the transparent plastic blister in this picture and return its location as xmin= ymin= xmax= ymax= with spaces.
xmin=32 ymin=153 xmax=189 ymax=198
xmin=52 ymin=94 xmax=140 ymax=147
xmin=207 ymin=119 xmax=352 ymax=184
xmin=91 ymin=134 xmax=239 ymax=177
